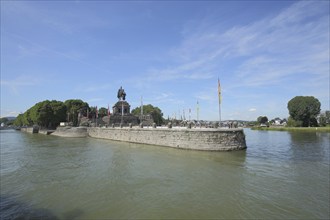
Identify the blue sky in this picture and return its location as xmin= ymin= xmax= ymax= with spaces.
xmin=1 ymin=1 xmax=329 ymax=121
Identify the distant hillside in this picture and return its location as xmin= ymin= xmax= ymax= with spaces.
xmin=1 ymin=116 xmax=16 ymax=120
xmin=0 ymin=117 xmax=16 ymax=125
xmin=5 ymin=117 xmax=16 ymax=120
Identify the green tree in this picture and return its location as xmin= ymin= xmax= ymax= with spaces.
xmin=27 ymin=100 xmax=67 ymax=128
xmin=131 ymin=104 xmax=164 ymax=125
xmin=287 ymin=96 xmax=321 ymax=127
xmin=287 ymin=116 xmax=302 ymax=127
xmin=0 ymin=117 xmax=9 ymax=124
xmin=319 ymin=110 xmax=330 ymax=127
xmin=49 ymin=100 xmax=67 ymax=127
xmin=64 ymin=99 xmax=89 ymax=126
xmin=89 ymin=106 xmax=97 ymax=119
xmin=257 ymin=116 xmax=268 ymax=124
xmin=98 ymin=107 xmax=108 ymax=118
xmin=29 ymin=100 xmax=53 ymax=127
xmin=13 ymin=114 xmax=24 ymax=126
xmin=23 ymin=109 xmax=33 ymax=126
xmin=326 ymin=111 xmax=330 ymax=121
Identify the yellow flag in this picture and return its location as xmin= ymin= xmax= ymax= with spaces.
xmin=218 ymin=78 xmax=222 ymax=104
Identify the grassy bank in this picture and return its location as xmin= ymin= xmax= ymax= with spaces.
xmin=251 ymin=126 xmax=330 ymax=132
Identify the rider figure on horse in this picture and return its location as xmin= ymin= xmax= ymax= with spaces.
xmin=117 ymin=86 xmax=126 ymax=101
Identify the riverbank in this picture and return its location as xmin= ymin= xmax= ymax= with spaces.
xmin=251 ymin=126 xmax=330 ymax=132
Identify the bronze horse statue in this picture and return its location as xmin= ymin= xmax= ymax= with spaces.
xmin=117 ymin=86 xmax=126 ymax=100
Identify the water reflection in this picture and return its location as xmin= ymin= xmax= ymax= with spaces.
xmin=0 ymin=195 xmax=58 ymax=220
xmin=289 ymin=131 xmax=319 ymax=143
xmin=0 ymin=194 xmax=86 ymax=220
xmin=288 ymin=132 xmax=329 ymax=162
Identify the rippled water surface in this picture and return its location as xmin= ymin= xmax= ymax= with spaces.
xmin=1 ymin=129 xmax=329 ymax=219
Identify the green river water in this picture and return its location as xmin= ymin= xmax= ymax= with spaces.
xmin=0 ymin=129 xmax=329 ymax=219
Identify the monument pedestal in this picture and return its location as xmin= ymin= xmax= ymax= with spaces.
xmin=109 ymin=100 xmax=139 ymax=126
xmin=112 ymin=100 xmax=130 ymax=115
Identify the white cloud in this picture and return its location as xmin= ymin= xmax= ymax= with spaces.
xmin=146 ymin=59 xmax=215 ymax=82
xmin=2 ymin=1 xmax=110 ymax=35
xmin=86 ymin=98 xmax=104 ymax=103
xmin=160 ymin=1 xmax=329 ymax=120
xmin=144 ymin=92 xmax=183 ymax=105
xmin=166 ymin=1 xmax=329 ymax=89
xmin=0 ymin=109 xmax=22 ymax=117
xmin=5 ymin=31 xmax=94 ymax=67
xmin=194 ymin=87 xmax=217 ymax=102
xmin=74 ymin=83 xmax=114 ymax=93
xmin=1 ymin=75 xmax=41 ymax=95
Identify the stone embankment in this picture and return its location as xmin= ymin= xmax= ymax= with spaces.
xmin=21 ymin=126 xmax=39 ymax=134
xmin=88 ymin=127 xmax=247 ymax=151
xmin=51 ymin=126 xmax=88 ymax=137
xmin=39 ymin=130 xmax=55 ymax=135
xmin=20 ymin=125 xmax=247 ymax=151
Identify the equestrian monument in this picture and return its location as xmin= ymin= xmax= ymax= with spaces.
xmin=109 ymin=86 xmax=139 ymax=126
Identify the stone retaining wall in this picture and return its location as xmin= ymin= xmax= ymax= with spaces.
xmin=51 ymin=126 xmax=88 ymax=137
xmin=21 ymin=126 xmax=39 ymax=134
xmin=88 ymin=127 xmax=247 ymax=151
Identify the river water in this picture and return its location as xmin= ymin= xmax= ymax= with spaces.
xmin=0 ymin=129 xmax=329 ymax=219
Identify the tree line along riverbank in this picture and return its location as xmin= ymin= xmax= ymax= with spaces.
xmin=251 ymin=126 xmax=330 ymax=132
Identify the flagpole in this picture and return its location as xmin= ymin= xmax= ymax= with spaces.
xmin=141 ymin=96 xmax=143 ymax=116
xmin=189 ymin=108 xmax=191 ymax=121
xmin=108 ymin=104 xmax=110 ymax=126
xmin=141 ymin=95 xmax=143 ymax=123
xmin=96 ymin=106 xmax=98 ymax=127
xmin=196 ymin=100 xmax=199 ymax=121
xmin=219 ymin=100 xmax=221 ymax=127
xmin=218 ymin=78 xmax=221 ymax=127
xmin=121 ymin=101 xmax=123 ymax=126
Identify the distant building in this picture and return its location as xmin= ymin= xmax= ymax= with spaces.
xmin=271 ymin=118 xmax=287 ymax=126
